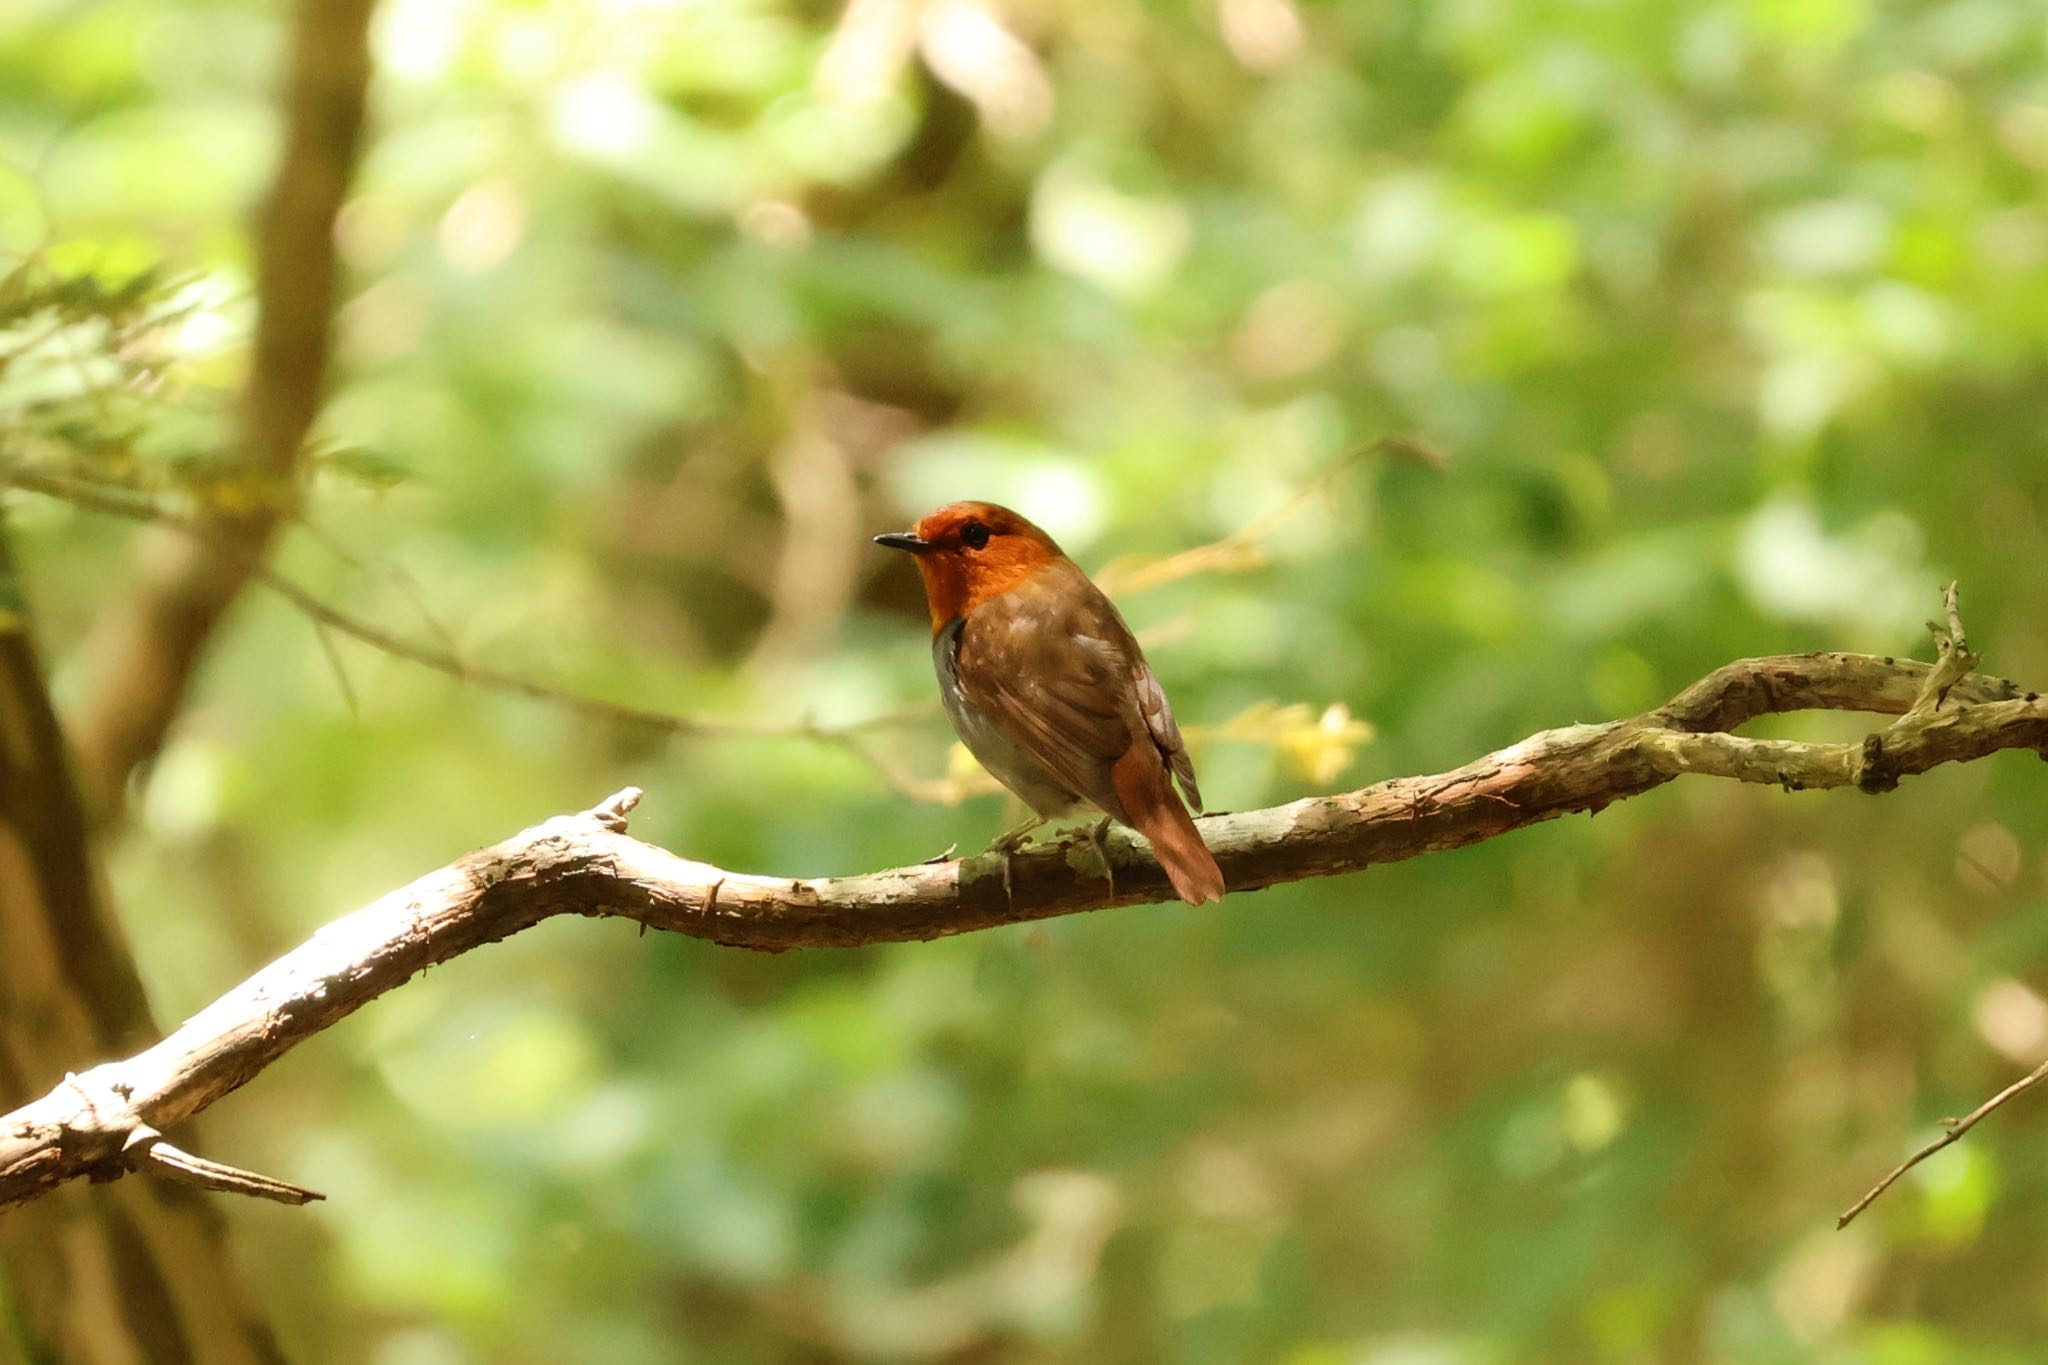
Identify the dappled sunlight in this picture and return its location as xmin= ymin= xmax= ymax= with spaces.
xmin=6 ymin=0 xmax=2048 ymax=1358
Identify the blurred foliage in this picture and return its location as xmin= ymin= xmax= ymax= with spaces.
xmin=7 ymin=0 xmax=2048 ymax=1360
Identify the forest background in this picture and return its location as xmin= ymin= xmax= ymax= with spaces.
xmin=7 ymin=0 xmax=2048 ymax=1360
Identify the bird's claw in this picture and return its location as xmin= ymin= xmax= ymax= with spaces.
xmin=979 ymin=818 xmax=1046 ymax=914
xmin=921 ymin=842 xmax=959 ymax=865
xmin=1085 ymin=817 xmax=1116 ymax=900
xmin=986 ymin=828 xmax=1038 ymax=858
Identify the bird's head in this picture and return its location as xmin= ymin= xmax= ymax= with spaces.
xmin=874 ymin=501 xmax=1066 ymax=632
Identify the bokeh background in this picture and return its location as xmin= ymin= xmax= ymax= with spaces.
xmin=7 ymin=0 xmax=2048 ymax=1359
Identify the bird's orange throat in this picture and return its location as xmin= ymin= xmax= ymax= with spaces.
xmin=917 ymin=540 xmax=1059 ymax=634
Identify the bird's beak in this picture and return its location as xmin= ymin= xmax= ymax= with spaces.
xmin=873 ymin=531 xmax=931 ymax=553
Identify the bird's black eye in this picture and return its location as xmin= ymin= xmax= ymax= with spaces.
xmin=961 ymin=521 xmax=991 ymax=550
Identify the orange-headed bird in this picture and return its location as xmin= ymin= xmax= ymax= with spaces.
xmin=875 ymin=501 xmax=1226 ymax=905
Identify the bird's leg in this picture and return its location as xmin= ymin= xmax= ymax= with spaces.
xmin=1084 ymin=816 xmax=1116 ymax=900
xmin=987 ymin=814 xmax=1046 ymax=857
xmin=986 ymin=815 xmax=1045 ymax=911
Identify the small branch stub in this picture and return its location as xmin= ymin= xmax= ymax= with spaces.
xmin=122 ymin=1125 xmax=324 ymax=1206
xmin=589 ymin=786 xmax=642 ymax=830
xmin=1905 ymin=580 xmax=1978 ymax=721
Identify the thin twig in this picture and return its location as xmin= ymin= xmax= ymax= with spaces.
xmin=292 ymin=510 xmax=469 ymax=660
xmin=1905 ymin=580 xmax=1979 ymax=721
xmin=1837 ymin=1057 xmax=2048 ymax=1229
xmin=1 ymin=464 xmax=928 ymax=746
xmin=1094 ymin=437 xmax=1417 ymax=596
xmin=1941 ymin=579 xmax=1968 ymax=654
xmin=309 ymin=617 xmax=359 ymax=717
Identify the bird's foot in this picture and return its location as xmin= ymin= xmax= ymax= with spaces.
xmin=1084 ymin=817 xmax=1117 ymax=900
xmin=985 ymin=817 xmax=1045 ymax=912
xmin=986 ymin=816 xmax=1046 ymax=859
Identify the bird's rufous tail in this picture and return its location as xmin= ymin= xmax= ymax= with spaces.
xmin=1111 ymin=744 xmax=1226 ymax=905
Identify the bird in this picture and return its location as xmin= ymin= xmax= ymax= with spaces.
xmin=874 ymin=500 xmax=1226 ymax=905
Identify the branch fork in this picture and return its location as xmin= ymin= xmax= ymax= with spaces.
xmin=1904 ymin=580 xmax=1978 ymax=721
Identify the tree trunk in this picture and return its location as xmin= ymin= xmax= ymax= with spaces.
xmin=0 ymin=522 xmax=284 ymax=1364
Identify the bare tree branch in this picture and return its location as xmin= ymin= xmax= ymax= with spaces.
xmin=63 ymin=0 xmax=376 ymax=818
xmin=3 ymin=633 xmax=2043 ymax=1214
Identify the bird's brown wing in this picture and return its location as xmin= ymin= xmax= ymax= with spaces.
xmin=1133 ymin=659 xmax=1202 ymax=812
xmin=952 ymin=564 xmax=1144 ymax=819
